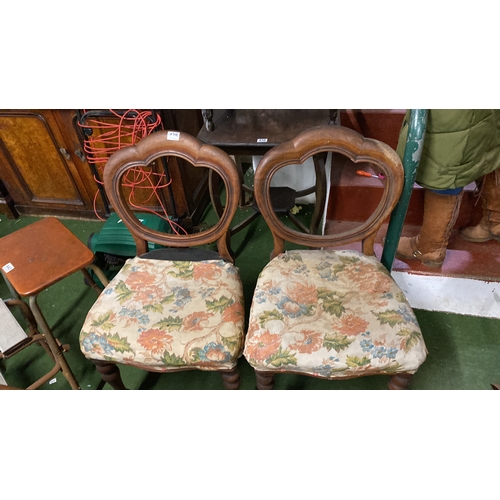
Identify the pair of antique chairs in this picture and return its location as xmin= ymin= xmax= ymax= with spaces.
xmin=79 ymin=125 xmax=427 ymax=390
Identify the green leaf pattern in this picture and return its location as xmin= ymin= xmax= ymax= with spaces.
xmin=153 ymin=316 xmax=183 ymax=331
xmin=258 ymin=310 xmax=285 ymax=328
xmin=373 ymin=310 xmax=405 ymax=327
xmin=267 ymin=346 xmax=298 ymax=367
xmin=206 ymin=295 xmax=233 ymax=314
xmin=323 ymin=332 xmax=355 ymax=352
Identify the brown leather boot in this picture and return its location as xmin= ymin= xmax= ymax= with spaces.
xmin=460 ymin=170 xmax=500 ymax=242
xmin=396 ymin=190 xmax=464 ymax=268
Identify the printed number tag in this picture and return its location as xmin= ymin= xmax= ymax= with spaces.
xmin=257 ymin=138 xmax=268 ymax=143
xmin=2 ymin=263 xmax=14 ymax=273
xmin=167 ymin=131 xmax=180 ymax=141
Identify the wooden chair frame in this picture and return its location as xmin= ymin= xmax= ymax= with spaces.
xmin=251 ymin=125 xmax=415 ymax=390
xmin=255 ymin=125 xmax=404 ymax=259
xmin=88 ymin=130 xmax=243 ymax=389
xmin=103 ymin=131 xmax=241 ymax=262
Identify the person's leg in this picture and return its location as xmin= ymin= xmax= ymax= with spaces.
xmin=461 ymin=169 xmax=500 ymax=242
xmin=396 ymin=187 xmax=463 ymax=268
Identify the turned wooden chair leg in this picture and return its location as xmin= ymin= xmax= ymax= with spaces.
xmin=220 ymin=367 xmax=240 ymax=390
xmin=255 ymin=371 xmax=275 ymax=390
xmin=388 ymin=373 xmax=413 ymax=390
xmin=92 ymin=360 xmax=127 ymax=390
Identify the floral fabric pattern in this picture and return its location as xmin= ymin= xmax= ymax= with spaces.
xmin=243 ymin=250 xmax=427 ymax=379
xmin=80 ymin=256 xmax=245 ymax=372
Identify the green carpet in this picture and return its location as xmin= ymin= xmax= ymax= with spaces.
xmin=1 ymin=208 xmax=499 ymax=390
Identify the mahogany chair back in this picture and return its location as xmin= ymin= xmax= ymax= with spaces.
xmin=254 ymin=125 xmax=404 ymax=259
xmin=103 ymin=130 xmax=241 ymax=262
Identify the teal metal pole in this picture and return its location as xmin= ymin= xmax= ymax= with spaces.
xmin=380 ymin=109 xmax=428 ymax=272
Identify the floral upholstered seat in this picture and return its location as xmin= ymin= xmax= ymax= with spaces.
xmin=79 ymin=130 xmax=246 ymax=389
xmin=244 ymin=124 xmax=428 ymax=389
xmin=81 ymin=256 xmax=245 ymax=372
xmin=244 ymin=249 xmax=427 ymax=379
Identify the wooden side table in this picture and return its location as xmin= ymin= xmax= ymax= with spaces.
xmin=0 ymin=217 xmax=109 ymax=389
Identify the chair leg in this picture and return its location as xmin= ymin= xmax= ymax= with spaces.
xmin=81 ymin=265 xmax=110 ymax=294
xmin=388 ymin=373 xmax=413 ymax=390
xmin=92 ymin=360 xmax=127 ymax=390
xmin=220 ymin=367 xmax=240 ymax=390
xmin=255 ymin=371 xmax=275 ymax=390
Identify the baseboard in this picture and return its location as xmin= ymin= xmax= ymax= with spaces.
xmin=391 ymin=271 xmax=500 ymax=318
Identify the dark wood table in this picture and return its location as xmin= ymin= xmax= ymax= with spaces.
xmin=197 ymin=109 xmax=338 ymax=236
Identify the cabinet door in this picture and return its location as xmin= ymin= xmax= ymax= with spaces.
xmin=0 ymin=110 xmax=99 ymax=218
xmin=0 ymin=109 xmax=209 ymax=223
xmin=52 ymin=109 xmax=107 ymax=215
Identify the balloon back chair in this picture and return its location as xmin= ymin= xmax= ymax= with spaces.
xmin=243 ymin=125 xmax=427 ymax=390
xmin=79 ymin=131 xmax=245 ymax=389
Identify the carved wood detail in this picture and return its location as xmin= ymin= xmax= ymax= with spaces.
xmin=92 ymin=360 xmax=127 ymax=390
xmin=255 ymin=371 xmax=275 ymax=390
xmin=388 ymin=373 xmax=413 ymax=390
xmin=254 ymin=125 xmax=404 ymax=259
xmin=103 ymin=130 xmax=241 ymax=263
xmin=220 ymin=368 xmax=240 ymax=390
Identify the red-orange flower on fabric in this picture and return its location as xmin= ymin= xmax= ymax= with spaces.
xmin=365 ymin=276 xmax=392 ymax=294
xmin=289 ymin=330 xmax=323 ymax=354
xmin=125 ymin=271 xmax=156 ymax=289
xmin=193 ymin=263 xmax=221 ymax=281
xmin=138 ymin=328 xmax=173 ymax=354
xmin=133 ymin=286 xmax=164 ymax=304
xmin=221 ymin=302 xmax=244 ymax=324
xmin=343 ymin=263 xmax=392 ymax=295
xmin=287 ymin=282 xmax=318 ymax=304
xmin=245 ymin=330 xmax=282 ymax=362
xmin=205 ymin=347 xmax=228 ymax=362
xmin=343 ymin=262 xmax=374 ymax=279
xmin=338 ymin=314 xmax=369 ymax=336
xmin=246 ymin=319 xmax=260 ymax=338
xmin=261 ymin=279 xmax=279 ymax=291
xmin=183 ymin=311 xmax=213 ymax=331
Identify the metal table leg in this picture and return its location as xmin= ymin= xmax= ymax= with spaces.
xmin=28 ymin=294 xmax=80 ymax=390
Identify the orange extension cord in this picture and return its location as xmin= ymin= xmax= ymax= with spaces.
xmin=79 ymin=109 xmax=187 ymax=234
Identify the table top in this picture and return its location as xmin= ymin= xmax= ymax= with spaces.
xmin=0 ymin=217 xmax=96 ymax=296
xmin=197 ymin=109 xmax=336 ymax=155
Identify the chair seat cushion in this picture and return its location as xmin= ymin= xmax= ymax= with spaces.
xmin=243 ymin=250 xmax=427 ymax=379
xmin=80 ymin=256 xmax=245 ymax=372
